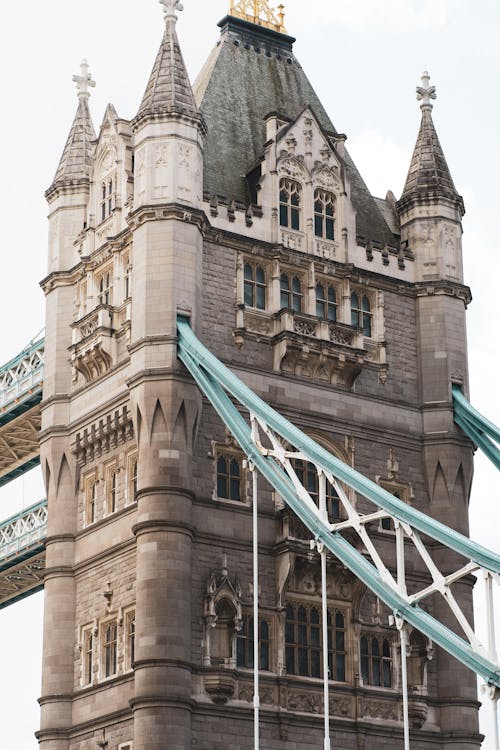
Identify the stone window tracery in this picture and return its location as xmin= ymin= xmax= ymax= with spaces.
xmin=85 ymin=475 xmax=98 ymax=526
xmin=97 ymin=271 xmax=113 ymax=307
xmin=280 ymin=272 xmax=303 ymax=312
xmin=280 ymin=178 xmax=302 ymax=231
xmin=126 ymin=453 xmax=138 ymax=505
xmin=315 ymin=282 xmax=338 ymax=322
xmin=351 ymin=291 xmax=372 ymax=337
xmin=290 ymin=457 xmax=341 ymax=521
xmin=125 ymin=609 xmax=136 ymax=671
xmin=216 ymin=453 xmax=243 ymax=502
xmin=360 ymin=634 xmax=393 ymax=688
xmin=314 ymin=189 xmax=336 ymax=241
xmin=102 ymin=619 xmax=118 ymax=678
xmin=236 ymin=616 xmax=270 ymax=671
xmin=244 ymin=263 xmax=266 ymax=310
xmin=106 ymin=464 xmax=117 ymax=514
xmin=285 ymin=603 xmax=346 ymax=680
xmin=100 ymin=177 xmax=115 ymax=223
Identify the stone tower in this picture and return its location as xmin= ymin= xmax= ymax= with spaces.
xmin=38 ymin=4 xmax=480 ymax=749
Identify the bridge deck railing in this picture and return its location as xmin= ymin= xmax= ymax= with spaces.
xmin=0 ymin=500 xmax=48 ymax=564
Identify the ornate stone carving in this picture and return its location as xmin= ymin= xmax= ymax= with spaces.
xmin=360 ymin=698 xmax=400 ymax=721
xmin=281 ymin=230 xmax=304 ymax=250
xmin=288 ymin=691 xmax=321 ymax=714
xmin=279 ymin=156 xmax=307 ymax=181
xmin=73 ymin=406 xmax=133 ymax=465
xmin=315 ymin=240 xmax=337 ymax=260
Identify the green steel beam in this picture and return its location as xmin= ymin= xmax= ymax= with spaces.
xmin=177 ymin=317 xmax=500 ymax=576
xmin=178 ymin=341 xmax=500 ymax=689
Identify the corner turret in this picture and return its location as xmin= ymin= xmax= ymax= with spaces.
xmin=45 ymin=60 xmax=97 ymax=273
xmin=397 ymin=72 xmax=465 ymax=283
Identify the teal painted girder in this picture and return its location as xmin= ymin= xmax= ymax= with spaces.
xmin=177 ymin=316 xmax=500 ymax=689
xmin=453 ymin=385 xmax=500 ymax=470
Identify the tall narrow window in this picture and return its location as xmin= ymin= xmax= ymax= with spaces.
xmin=87 ymin=479 xmax=97 ymax=525
xmin=128 ymin=457 xmax=138 ymax=504
xmin=351 ymin=292 xmax=372 ymax=337
xmin=361 ymin=635 xmax=392 ymax=687
xmin=101 ymin=182 xmax=107 ymax=222
xmin=327 ymin=610 xmax=346 ymax=681
xmin=316 ymin=283 xmax=337 ymax=322
xmin=125 ymin=264 xmax=131 ymax=299
xmin=107 ymin=468 xmax=117 ymax=514
xmin=83 ymin=628 xmax=94 ymax=685
xmin=104 ymin=621 xmax=118 ymax=678
xmin=108 ymin=179 xmax=113 ymax=216
xmin=126 ymin=610 xmax=136 ymax=670
xmin=314 ymin=189 xmax=335 ymax=240
xmin=98 ymin=272 xmax=113 ymax=306
xmin=291 ymin=458 xmax=341 ymax=521
xmin=280 ymin=179 xmax=302 ymax=230
xmin=244 ymin=263 xmax=266 ymax=310
xmin=280 ymin=274 xmax=302 ymax=312
xmin=216 ymin=455 xmax=242 ymax=501
xmin=236 ymin=616 xmax=270 ymax=670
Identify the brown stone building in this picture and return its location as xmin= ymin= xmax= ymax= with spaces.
xmin=38 ymin=1 xmax=479 ymax=748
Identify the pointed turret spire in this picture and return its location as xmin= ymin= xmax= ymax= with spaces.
xmin=50 ymin=60 xmax=97 ymax=189
xmin=400 ymin=72 xmax=463 ymax=213
xmin=133 ymin=0 xmax=198 ymax=128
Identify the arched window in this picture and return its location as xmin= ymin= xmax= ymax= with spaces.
xmin=244 ymin=263 xmax=266 ymax=310
xmin=351 ymin=292 xmax=372 ymax=337
xmin=100 ymin=178 xmax=114 ymax=222
xmin=285 ymin=603 xmax=346 ymax=680
xmin=83 ymin=628 xmax=93 ymax=685
xmin=103 ymin=621 xmax=118 ymax=677
xmin=217 ymin=455 xmax=242 ymax=501
xmin=360 ymin=635 xmax=392 ymax=687
xmin=290 ymin=457 xmax=341 ymax=521
xmin=280 ymin=273 xmax=302 ymax=312
xmin=236 ymin=616 xmax=270 ymax=670
xmin=280 ymin=179 xmax=302 ymax=230
xmin=126 ymin=610 xmax=136 ymax=670
xmin=127 ymin=455 xmax=138 ymax=504
xmin=316 ymin=283 xmax=337 ymax=322
xmin=98 ymin=272 xmax=113 ymax=306
xmin=314 ymin=189 xmax=335 ymax=240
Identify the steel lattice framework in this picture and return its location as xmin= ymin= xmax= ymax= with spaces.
xmin=177 ymin=316 xmax=500 ymax=693
xmin=0 ymin=500 xmax=47 ymax=608
xmin=0 ymin=334 xmax=44 ymax=422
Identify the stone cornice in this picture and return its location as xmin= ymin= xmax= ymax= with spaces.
xmin=126 ymin=202 xmax=209 ymax=233
xmin=45 ymin=177 xmax=91 ymax=203
xmin=415 ymin=280 xmax=472 ymax=306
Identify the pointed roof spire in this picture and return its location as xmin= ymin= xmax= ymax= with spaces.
xmin=399 ymin=72 xmax=463 ymax=213
xmin=49 ymin=60 xmax=97 ymax=191
xmin=133 ymin=0 xmax=199 ymax=128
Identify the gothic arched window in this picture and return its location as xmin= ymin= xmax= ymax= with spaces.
xmin=314 ymin=189 xmax=335 ymax=240
xmin=290 ymin=457 xmax=341 ymax=521
xmin=103 ymin=621 xmax=118 ymax=678
xmin=100 ymin=178 xmax=114 ymax=222
xmin=351 ymin=292 xmax=372 ymax=337
xmin=280 ymin=273 xmax=303 ymax=312
xmin=316 ymin=283 xmax=337 ymax=322
xmin=280 ymin=179 xmax=302 ymax=230
xmin=244 ymin=263 xmax=266 ymax=310
xmin=360 ymin=635 xmax=392 ymax=687
xmin=236 ymin=616 xmax=270 ymax=671
xmin=285 ymin=603 xmax=346 ymax=680
xmin=217 ymin=454 xmax=242 ymax=501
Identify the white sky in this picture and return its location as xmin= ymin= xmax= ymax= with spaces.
xmin=0 ymin=1 xmax=498 ymax=747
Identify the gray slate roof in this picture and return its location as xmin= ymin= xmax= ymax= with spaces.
xmin=136 ymin=18 xmax=197 ymax=121
xmin=194 ymin=16 xmax=397 ymax=246
xmin=52 ymin=98 xmax=96 ymax=184
xmin=401 ymin=109 xmax=461 ymax=206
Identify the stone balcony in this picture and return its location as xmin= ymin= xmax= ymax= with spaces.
xmin=235 ymin=307 xmax=386 ymax=387
xmin=69 ymin=302 xmax=130 ymax=383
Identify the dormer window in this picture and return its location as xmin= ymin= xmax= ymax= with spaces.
xmin=314 ymin=189 xmax=335 ymax=241
xmin=351 ymin=292 xmax=372 ymax=337
xmin=280 ymin=273 xmax=302 ymax=312
xmin=280 ymin=179 xmax=302 ymax=231
xmin=100 ymin=178 xmax=114 ymax=222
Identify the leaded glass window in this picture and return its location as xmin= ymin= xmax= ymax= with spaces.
xmin=360 ymin=635 xmax=392 ymax=687
xmin=280 ymin=179 xmax=302 ymax=230
xmin=316 ymin=283 xmax=337 ymax=322
xmin=217 ymin=455 xmax=242 ymax=501
xmin=244 ymin=263 xmax=266 ymax=310
xmin=314 ymin=189 xmax=335 ymax=240
xmin=280 ymin=273 xmax=303 ymax=312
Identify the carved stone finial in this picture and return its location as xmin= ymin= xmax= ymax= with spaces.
xmin=416 ymin=70 xmax=437 ymax=112
xmin=160 ymin=0 xmax=184 ymax=22
xmin=72 ymin=59 xmax=96 ymax=99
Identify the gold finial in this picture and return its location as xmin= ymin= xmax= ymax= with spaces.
xmin=229 ymin=0 xmax=287 ymax=34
